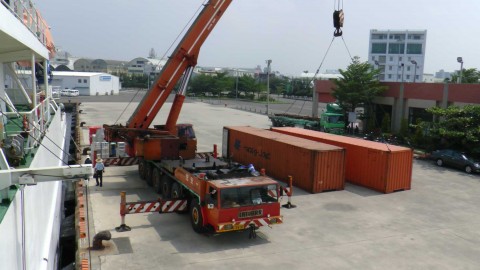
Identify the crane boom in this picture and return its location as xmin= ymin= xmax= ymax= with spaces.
xmin=104 ymin=0 xmax=232 ymax=159
xmin=128 ymin=0 xmax=232 ymax=131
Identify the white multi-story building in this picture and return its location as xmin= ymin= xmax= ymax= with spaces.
xmin=368 ymin=29 xmax=427 ymax=82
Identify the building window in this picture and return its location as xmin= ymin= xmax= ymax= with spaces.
xmin=388 ymin=74 xmax=392 ymax=79
xmin=408 ymin=56 xmax=411 ymax=61
xmin=371 ymin=43 xmax=387 ymax=54
xmin=388 ymin=43 xmax=405 ymax=54
xmin=407 ymin=34 xmax=423 ymax=40
xmin=389 ymin=56 xmax=393 ymax=61
xmin=406 ymin=75 xmax=410 ymax=80
xmin=78 ymin=79 xmax=81 ymax=83
xmin=389 ymin=66 xmax=393 ymax=71
xmin=407 ymin=66 xmax=411 ymax=71
xmin=407 ymin=44 xmax=422 ymax=54
xmin=372 ymin=34 xmax=387 ymax=40
xmin=399 ymin=57 xmax=403 ymax=61
xmin=372 ymin=56 xmax=375 ymax=61
xmin=84 ymin=79 xmax=87 ymax=83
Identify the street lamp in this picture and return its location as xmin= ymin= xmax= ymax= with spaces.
xmin=266 ymin=59 xmax=272 ymax=115
xmin=235 ymin=68 xmax=239 ymax=100
xmin=457 ymin=57 xmax=463 ymax=83
xmin=410 ymin=60 xmax=417 ymax=82
xmin=399 ymin=63 xmax=405 ymax=82
xmin=374 ymin=60 xmax=380 ymax=80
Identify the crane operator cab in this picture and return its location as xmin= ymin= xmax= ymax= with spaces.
xmin=177 ymin=123 xmax=197 ymax=159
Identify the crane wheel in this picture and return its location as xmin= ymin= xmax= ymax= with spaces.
xmin=190 ymin=199 xmax=207 ymax=233
xmin=152 ymin=168 xmax=162 ymax=194
xmin=138 ymin=160 xmax=146 ymax=180
xmin=145 ymin=163 xmax=153 ymax=186
xmin=171 ymin=182 xmax=183 ymax=199
xmin=161 ymin=177 xmax=173 ymax=199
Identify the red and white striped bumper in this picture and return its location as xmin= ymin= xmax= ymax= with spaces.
xmin=103 ymin=157 xmax=139 ymax=166
xmin=125 ymin=199 xmax=188 ymax=214
xmin=217 ymin=216 xmax=283 ymax=232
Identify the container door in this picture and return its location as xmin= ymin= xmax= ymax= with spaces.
xmin=222 ymin=128 xmax=229 ymax=158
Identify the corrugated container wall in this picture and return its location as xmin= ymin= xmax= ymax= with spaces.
xmin=271 ymin=127 xmax=413 ymax=193
xmin=223 ymin=126 xmax=345 ymax=193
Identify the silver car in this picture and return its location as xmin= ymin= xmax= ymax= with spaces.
xmin=431 ymin=149 xmax=480 ymax=174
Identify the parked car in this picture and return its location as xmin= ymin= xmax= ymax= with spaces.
xmin=430 ymin=149 xmax=480 ymax=174
xmin=51 ymin=90 xmax=60 ymax=98
xmin=60 ymin=88 xmax=79 ymax=97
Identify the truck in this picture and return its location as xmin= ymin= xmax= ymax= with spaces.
xmin=269 ymin=102 xmax=345 ymax=134
xmin=319 ymin=102 xmax=345 ymax=134
xmin=103 ymin=0 xmax=284 ymax=236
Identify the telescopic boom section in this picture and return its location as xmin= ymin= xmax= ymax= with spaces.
xmin=127 ymin=0 xmax=233 ymax=131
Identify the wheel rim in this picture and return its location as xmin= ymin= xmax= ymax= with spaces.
xmin=146 ymin=167 xmax=152 ymax=180
xmin=466 ymin=166 xmax=472 ymax=173
xmin=162 ymin=182 xmax=169 ymax=196
xmin=172 ymin=189 xmax=179 ymax=199
xmin=437 ymin=159 xmax=442 ymax=166
xmin=153 ymin=170 xmax=160 ymax=192
xmin=139 ymin=161 xmax=145 ymax=178
xmin=171 ymin=183 xmax=181 ymax=199
xmin=192 ymin=208 xmax=199 ymax=224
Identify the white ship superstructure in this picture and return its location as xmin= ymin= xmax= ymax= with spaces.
xmin=0 ymin=1 xmax=71 ymax=269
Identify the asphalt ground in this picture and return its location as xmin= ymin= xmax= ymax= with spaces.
xmin=60 ymin=88 xmax=321 ymax=117
xmin=77 ymin=93 xmax=480 ymax=270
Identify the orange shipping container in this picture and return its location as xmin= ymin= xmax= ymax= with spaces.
xmin=223 ymin=126 xmax=345 ymax=193
xmin=271 ymin=127 xmax=413 ymax=193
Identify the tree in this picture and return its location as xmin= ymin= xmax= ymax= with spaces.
xmin=399 ymin=118 xmax=409 ymax=138
xmin=238 ymin=75 xmax=261 ymax=99
xmin=291 ymin=78 xmax=312 ymax=97
xmin=189 ymin=74 xmax=213 ymax=96
xmin=381 ymin=113 xmax=391 ymax=133
xmin=268 ymin=76 xmax=289 ymax=95
xmin=332 ymin=56 xmax=386 ymax=113
xmin=419 ymin=105 xmax=480 ymax=154
xmin=450 ymin=68 xmax=480 ymax=83
xmin=121 ymin=74 xmax=148 ymax=88
xmin=215 ymin=72 xmax=235 ymax=97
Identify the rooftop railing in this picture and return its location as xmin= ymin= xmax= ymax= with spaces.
xmin=1 ymin=0 xmax=55 ymax=57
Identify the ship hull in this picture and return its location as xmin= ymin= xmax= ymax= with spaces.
xmin=0 ymin=109 xmax=67 ymax=270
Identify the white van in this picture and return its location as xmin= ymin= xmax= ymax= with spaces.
xmin=61 ymin=88 xmax=79 ymax=96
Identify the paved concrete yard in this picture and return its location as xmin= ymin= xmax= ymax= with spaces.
xmin=79 ymin=100 xmax=480 ymax=270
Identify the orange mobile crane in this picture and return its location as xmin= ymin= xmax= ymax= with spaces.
xmin=104 ymin=0 xmax=287 ymax=236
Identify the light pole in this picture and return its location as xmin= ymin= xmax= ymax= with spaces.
xmin=235 ymin=68 xmax=239 ymax=100
xmin=410 ymin=60 xmax=417 ymax=82
xmin=457 ymin=57 xmax=463 ymax=83
xmin=374 ymin=60 xmax=380 ymax=80
xmin=399 ymin=63 xmax=405 ymax=82
xmin=266 ymin=59 xmax=272 ymax=115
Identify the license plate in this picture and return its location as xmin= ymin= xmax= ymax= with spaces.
xmin=233 ymin=224 xmax=244 ymax=230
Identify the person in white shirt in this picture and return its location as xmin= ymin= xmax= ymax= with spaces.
xmin=95 ymin=158 xmax=105 ymax=187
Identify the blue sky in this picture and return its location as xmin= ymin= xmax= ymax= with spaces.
xmin=36 ymin=0 xmax=480 ymax=76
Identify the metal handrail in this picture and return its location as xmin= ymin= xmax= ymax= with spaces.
xmin=1 ymin=0 xmax=52 ymax=52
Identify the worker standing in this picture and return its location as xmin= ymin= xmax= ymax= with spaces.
xmin=95 ymin=158 xmax=105 ymax=187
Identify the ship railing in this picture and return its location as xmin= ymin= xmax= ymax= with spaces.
xmin=2 ymin=97 xmax=54 ymax=154
xmin=1 ymin=0 xmax=55 ymax=57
